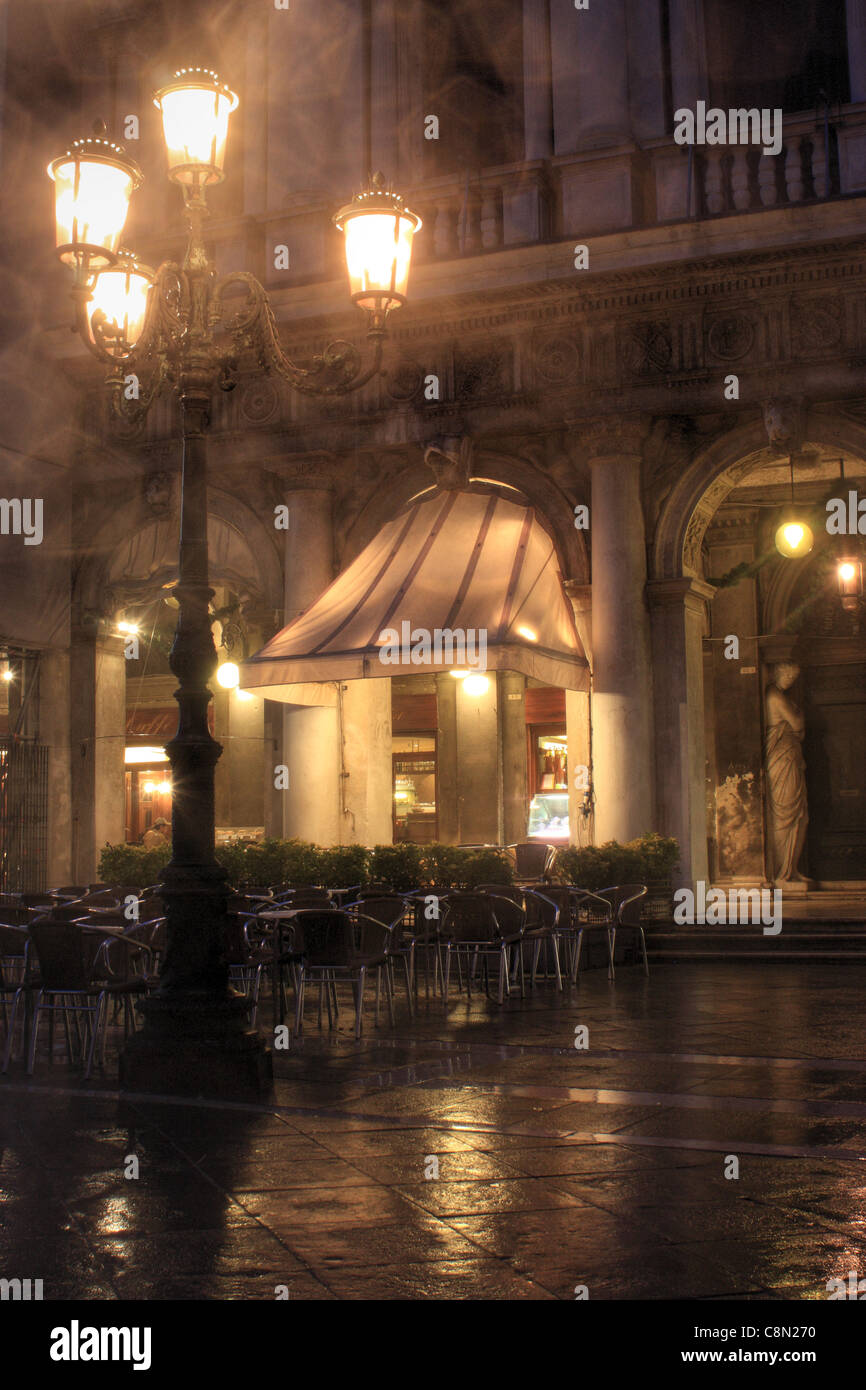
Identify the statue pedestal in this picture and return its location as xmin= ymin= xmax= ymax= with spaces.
xmin=775 ymin=877 xmax=813 ymax=896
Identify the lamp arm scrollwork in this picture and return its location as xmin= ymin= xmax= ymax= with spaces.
xmin=210 ymin=270 xmax=385 ymax=396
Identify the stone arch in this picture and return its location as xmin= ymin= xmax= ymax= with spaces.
xmin=74 ymin=487 xmax=283 ymax=619
xmin=342 ymin=447 xmax=590 ymax=583
xmin=652 ymin=410 xmax=866 ymax=582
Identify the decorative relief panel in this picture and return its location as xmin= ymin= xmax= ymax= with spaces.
xmin=789 ymin=296 xmax=842 ymax=358
xmin=618 ymin=321 xmax=673 ymax=376
xmin=705 ymin=311 xmax=755 ymax=361
xmin=532 ymin=331 xmax=581 ymax=385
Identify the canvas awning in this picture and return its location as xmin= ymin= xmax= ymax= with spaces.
xmin=240 ymin=488 xmax=588 ymax=701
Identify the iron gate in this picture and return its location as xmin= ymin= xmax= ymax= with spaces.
xmin=0 ymin=737 xmax=49 ymax=893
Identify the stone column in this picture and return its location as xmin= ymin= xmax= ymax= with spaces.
xmin=550 ymin=0 xmax=631 ymax=152
xmin=339 ymin=677 xmax=393 ymax=846
xmin=584 ymin=419 xmax=654 ymax=844
xmin=501 ymin=671 xmax=528 ymax=845
xmin=523 ymin=0 xmax=553 ymax=160
xmin=279 ymin=488 xmax=341 ymax=847
xmin=455 ymin=673 xmax=502 ymax=845
xmin=38 ymin=649 xmax=72 ymax=887
xmin=69 ymin=629 xmax=126 ymax=883
xmin=668 ymin=0 xmax=708 ymax=115
xmin=626 ymin=0 xmax=668 ymax=142
xmin=371 ymin=0 xmax=399 ymax=177
xmin=647 ymin=578 xmax=714 ymax=891
xmin=563 ymin=581 xmax=593 ymax=847
xmin=849 ymin=1 xmax=866 ymax=101
xmin=435 ymin=672 xmax=459 ymax=844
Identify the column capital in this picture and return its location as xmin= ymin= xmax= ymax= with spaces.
xmin=569 ymin=415 xmax=652 ymax=463
xmin=646 ymin=576 xmax=716 ymax=612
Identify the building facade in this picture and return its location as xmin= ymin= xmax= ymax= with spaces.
xmin=1 ymin=0 xmax=865 ymax=894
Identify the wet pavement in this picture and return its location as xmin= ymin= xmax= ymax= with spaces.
xmin=2 ymin=962 xmax=866 ymax=1300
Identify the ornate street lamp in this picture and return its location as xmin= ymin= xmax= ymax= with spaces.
xmin=48 ymin=70 xmax=420 ymax=1095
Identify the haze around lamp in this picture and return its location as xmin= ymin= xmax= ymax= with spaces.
xmin=153 ymin=68 xmax=238 ymax=186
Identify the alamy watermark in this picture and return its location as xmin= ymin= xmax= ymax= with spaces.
xmin=377 ymin=621 xmax=487 ymax=671
xmin=673 ymin=882 xmax=782 ymax=935
xmin=0 ymin=498 xmax=43 ymax=545
xmin=674 ymin=102 xmax=783 ymax=158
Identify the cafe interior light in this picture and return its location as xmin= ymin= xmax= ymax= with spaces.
xmin=142 ymin=781 xmax=157 ymax=795
xmin=47 ymin=132 xmax=142 ymax=274
xmin=153 ymin=68 xmax=238 ymax=187
xmin=334 ymin=173 xmax=421 ymax=330
xmin=449 ymin=669 xmax=470 ymax=678
xmin=462 ymin=674 xmax=490 ymax=697
xmin=117 ymin=620 xmax=139 ymax=635
xmin=124 ymin=747 xmax=169 ymax=764
xmin=516 ymin=625 xmax=538 ymax=642
xmin=157 ymin=781 xmax=172 ymax=795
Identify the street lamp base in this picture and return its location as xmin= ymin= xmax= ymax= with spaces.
xmin=119 ymin=993 xmax=273 ymax=1099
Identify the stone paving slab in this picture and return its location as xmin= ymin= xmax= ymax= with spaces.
xmin=1 ymin=962 xmax=866 ymax=1299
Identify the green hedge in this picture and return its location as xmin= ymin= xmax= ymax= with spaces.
xmin=100 ymin=836 xmax=677 ymax=894
xmin=98 ymin=838 xmax=517 ymax=893
xmin=554 ymin=834 xmax=679 ymax=892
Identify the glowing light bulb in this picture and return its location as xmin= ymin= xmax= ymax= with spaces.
xmin=774 ymin=517 xmax=813 ymax=559
xmin=462 ymin=674 xmax=490 ymax=697
xmin=216 ymin=661 xmax=239 ymax=689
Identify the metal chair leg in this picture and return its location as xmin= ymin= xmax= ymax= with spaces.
xmin=294 ymin=967 xmax=305 ymax=1036
xmin=354 ymin=966 xmax=366 ymax=1039
xmin=385 ymin=965 xmax=395 ymax=1025
xmin=26 ymin=993 xmax=43 ymax=1073
xmin=84 ymin=994 xmax=105 ymax=1080
xmin=608 ymin=926 xmax=616 ymax=980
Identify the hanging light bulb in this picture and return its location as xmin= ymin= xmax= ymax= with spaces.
xmin=774 ymin=457 xmax=813 ymax=558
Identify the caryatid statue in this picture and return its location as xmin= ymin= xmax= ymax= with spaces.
xmin=764 ymin=663 xmax=809 ymax=885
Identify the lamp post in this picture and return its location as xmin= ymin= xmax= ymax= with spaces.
xmin=48 ymin=70 xmax=420 ymax=1094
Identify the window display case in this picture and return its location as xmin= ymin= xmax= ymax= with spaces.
xmin=527 ymin=791 xmax=569 ymax=842
xmin=527 ymin=730 xmax=569 ymax=841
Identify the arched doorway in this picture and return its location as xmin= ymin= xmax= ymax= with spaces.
xmin=657 ymin=419 xmax=866 ymax=888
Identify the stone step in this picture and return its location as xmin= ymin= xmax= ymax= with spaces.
xmin=651 ymin=951 xmax=866 ymax=962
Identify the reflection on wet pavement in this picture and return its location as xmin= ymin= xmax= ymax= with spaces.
xmin=1 ymin=962 xmax=865 ymax=1299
